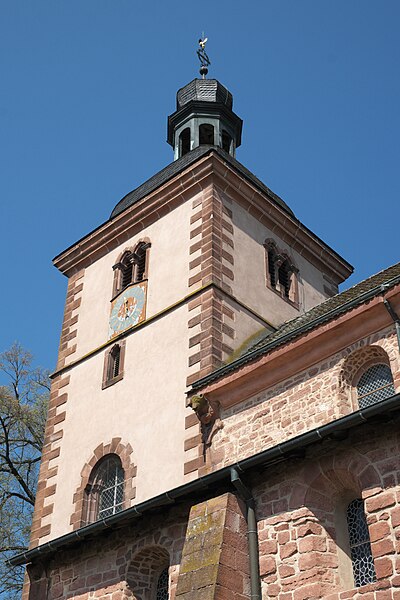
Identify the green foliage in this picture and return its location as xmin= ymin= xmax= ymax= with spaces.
xmin=0 ymin=343 xmax=49 ymax=597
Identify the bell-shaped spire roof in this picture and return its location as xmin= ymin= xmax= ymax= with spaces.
xmin=167 ymin=78 xmax=243 ymax=161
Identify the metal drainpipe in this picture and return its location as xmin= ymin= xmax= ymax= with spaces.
xmin=382 ymin=291 xmax=400 ymax=351
xmin=231 ymin=467 xmax=262 ymax=600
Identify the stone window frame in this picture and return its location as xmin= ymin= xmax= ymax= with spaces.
xmin=70 ymin=439 xmax=137 ymax=530
xmin=102 ymin=339 xmax=126 ymax=389
xmin=112 ymin=238 xmax=151 ymax=299
xmin=264 ymin=238 xmax=299 ymax=308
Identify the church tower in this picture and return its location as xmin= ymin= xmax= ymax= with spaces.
xmin=27 ymin=44 xmax=352 ymax=552
xmin=26 ymin=42 xmax=400 ymax=600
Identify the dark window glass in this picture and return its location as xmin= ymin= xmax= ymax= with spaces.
xmin=357 ymin=364 xmax=395 ymax=408
xmin=278 ymin=261 xmax=291 ymax=298
xmin=222 ymin=130 xmax=232 ymax=153
xmin=199 ymin=124 xmax=214 ymax=145
xmin=179 ymin=128 xmax=190 ymax=156
xmin=347 ymin=499 xmax=376 ymax=587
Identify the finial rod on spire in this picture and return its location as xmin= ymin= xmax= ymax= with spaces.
xmin=197 ymin=36 xmax=211 ymax=79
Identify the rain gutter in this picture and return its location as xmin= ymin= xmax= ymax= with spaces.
xmin=190 ymin=273 xmax=400 ymax=392
xmin=9 ymin=391 xmax=400 ymax=568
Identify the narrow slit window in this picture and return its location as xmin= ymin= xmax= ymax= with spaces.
xmin=156 ymin=567 xmax=169 ymax=600
xmin=102 ymin=341 xmax=125 ymax=389
xmin=111 ymin=345 xmax=121 ymax=378
xmin=346 ymin=499 xmax=376 ymax=587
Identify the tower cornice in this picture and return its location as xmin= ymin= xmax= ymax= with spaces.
xmin=53 ymin=150 xmax=353 ymax=286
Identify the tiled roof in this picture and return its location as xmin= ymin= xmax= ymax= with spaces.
xmin=110 ymin=145 xmax=294 ymax=218
xmin=191 ymin=261 xmax=400 ymax=390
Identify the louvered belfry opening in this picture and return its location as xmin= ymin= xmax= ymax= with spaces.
xmin=135 ymin=243 xmax=147 ymax=282
xmin=116 ymin=243 xmax=149 ymax=295
xmin=268 ymin=248 xmax=277 ymax=287
xmin=278 ymin=261 xmax=291 ymax=298
xmin=121 ymin=252 xmax=134 ymax=290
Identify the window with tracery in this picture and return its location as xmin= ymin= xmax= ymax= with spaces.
xmin=346 ymin=499 xmax=376 ymax=587
xmin=85 ymin=455 xmax=124 ymax=523
xmin=155 ymin=567 xmax=169 ymax=600
xmin=356 ymin=363 xmax=395 ymax=409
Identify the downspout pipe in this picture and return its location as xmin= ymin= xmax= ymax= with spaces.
xmin=231 ymin=467 xmax=262 ymax=600
xmin=382 ymin=290 xmax=400 ymax=351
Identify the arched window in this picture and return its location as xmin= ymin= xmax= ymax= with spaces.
xmin=102 ymin=340 xmax=125 ymax=389
xmin=346 ymin=499 xmax=376 ymax=587
xmin=199 ymin=123 xmax=214 ymax=145
xmin=265 ymin=240 xmax=298 ymax=305
xmin=356 ymin=363 xmax=395 ymax=409
xmin=222 ymin=130 xmax=232 ymax=153
xmin=85 ymin=455 xmax=124 ymax=523
xmin=179 ymin=127 xmax=190 ymax=156
xmin=109 ymin=344 xmax=121 ymax=379
xmin=155 ymin=567 xmax=169 ymax=600
xmin=113 ymin=242 xmax=151 ymax=296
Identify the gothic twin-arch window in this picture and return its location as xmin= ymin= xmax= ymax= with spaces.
xmin=84 ymin=454 xmax=124 ymax=523
xmin=113 ymin=242 xmax=150 ymax=297
xmin=265 ymin=240 xmax=298 ymax=304
xmin=356 ymin=363 xmax=395 ymax=409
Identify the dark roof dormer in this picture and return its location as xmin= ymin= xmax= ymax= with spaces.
xmin=167 ymin=78 xmax=243 ymax=160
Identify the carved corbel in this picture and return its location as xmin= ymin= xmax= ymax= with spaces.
xmin=188 ymin=394 xmax=223 ymax=456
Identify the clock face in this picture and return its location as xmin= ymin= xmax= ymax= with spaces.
xmin=109 ymin=282 xmax=147 ymax=338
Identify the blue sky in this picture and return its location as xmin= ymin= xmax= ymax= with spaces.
xmin=0 ymin=1 xmax=399 ymax=373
